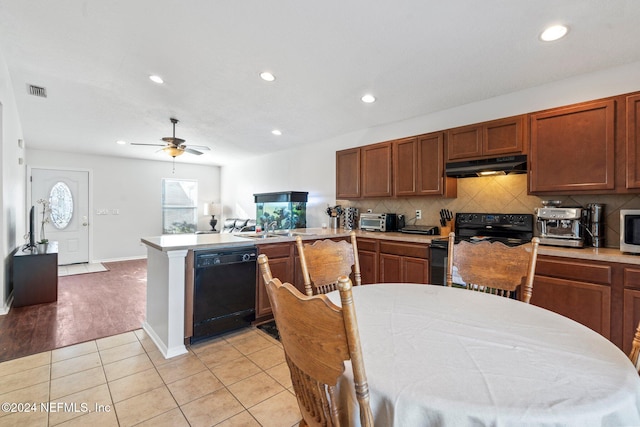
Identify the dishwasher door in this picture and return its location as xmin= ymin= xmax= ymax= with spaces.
xmin=193 ymin=246 xmax=257 ymax=342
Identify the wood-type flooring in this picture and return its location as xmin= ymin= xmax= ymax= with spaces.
xmin=0 ymin=259 xmax=146 ymax=363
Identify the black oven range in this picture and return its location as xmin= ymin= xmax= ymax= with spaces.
xmin=430 ymin=213 xmax=534 ymax=286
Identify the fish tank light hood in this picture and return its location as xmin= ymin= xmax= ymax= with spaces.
xmin=254 ymin=191 xmax=308 ymax=230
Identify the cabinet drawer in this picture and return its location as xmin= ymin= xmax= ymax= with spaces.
xmin=258 ymin=243 xmax=292 ymax=259
xmin=536 ymin=257 xmax=612 ymax=285
xmin=379 ymin=241 xmax=428 ymax=259
xmin=358 ymin=238 xmax=378 ymax=252
xmin=623 ymin=267 xmax=640 ymax=289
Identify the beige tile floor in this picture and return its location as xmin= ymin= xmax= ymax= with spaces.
xmin=0 ymin=327 xmax=302 ymax=426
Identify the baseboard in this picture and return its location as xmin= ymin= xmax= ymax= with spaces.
xmin=92 ymin=255 xmax=147 ymax=264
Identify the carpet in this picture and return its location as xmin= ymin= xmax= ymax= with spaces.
xmin=257 ymin=320 xmax=280 ymax=341
xmin=58 ymin=262 xmax=108 ymax=277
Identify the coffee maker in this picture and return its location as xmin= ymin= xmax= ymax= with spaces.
xmin=535 ymin=203 xmax=584 ymax=248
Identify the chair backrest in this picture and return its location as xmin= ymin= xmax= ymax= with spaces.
xmin=446 ymin=232 xmax=540 ymax=304
xmin=629 ymin=321 xmax=640 ymax=374
xmin=296 ymin=231 xmax=362 ymax=296
xmin=259 ymin=255 xmax=373 ymax=427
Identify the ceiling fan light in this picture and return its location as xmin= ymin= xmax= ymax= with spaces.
xmin=163 ymin=146 xmax=184 ymax=157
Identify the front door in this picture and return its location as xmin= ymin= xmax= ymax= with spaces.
xmin=31 ymin=168 xmax=90 ymax=265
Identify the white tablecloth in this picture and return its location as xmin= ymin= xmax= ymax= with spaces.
xmin=326 ymin=284 xmax=640 ymax=427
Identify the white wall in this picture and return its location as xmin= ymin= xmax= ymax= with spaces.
xmin=0 ymin=51 xmax=26 ymax=313
xmin=26 ymin=149 xmax=220 ymax=262
xmin=221 ymin=60 xmax=640 ymax=227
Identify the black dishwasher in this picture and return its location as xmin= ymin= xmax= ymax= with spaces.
xmin=192 ymin=246 xmax=257 ymax=343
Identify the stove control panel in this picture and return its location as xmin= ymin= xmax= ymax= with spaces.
xmin=456 ymin=213 xmax=534 ymax=231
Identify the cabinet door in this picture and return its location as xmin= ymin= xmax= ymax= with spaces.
xmin=336 ymin=148 xmax=361 ymax=198
xmin=626 ymin=94 xmax=640 ymax=189
xmin=531 ymin=275 xmax=611 ymax=339
xmin=529 ymin=99 xmax=615 ymax=193
xmin=393 ymin=137 xmax=418 ymax=196
xmin=403 ymin=257 xmax=429 ymax=284
xmin=379 ymin=253 xmax=402 ymax=283
xmin=623 ymin=288 xmax=640 ymax=355
xmin=484 ymin=116 xmax=524 ymax=157
xmin=359 ymin=250 xmax=378 ymax=284
xmin=447 ymin=124 xmax=482 ymax=161
xmin=362 ymin=142 xmax=393 ymax=197
xmin=256 ymin=256 xmax=292 ymax=318
xmin=417 ymin=132 xmax=454 ymax=196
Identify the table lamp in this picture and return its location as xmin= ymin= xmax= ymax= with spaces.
xmin=204 ymin=203 xmax=221 ymax=231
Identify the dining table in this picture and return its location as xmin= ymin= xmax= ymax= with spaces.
xmin=326 ymin=283 xmax=640 ymax=427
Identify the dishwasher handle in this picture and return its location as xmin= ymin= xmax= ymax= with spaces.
xmin=195 ymin=248 xmax=257 ymax=268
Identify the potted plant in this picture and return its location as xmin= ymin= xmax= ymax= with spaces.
xmin=36 ymin=198 xmax=51 ymax=252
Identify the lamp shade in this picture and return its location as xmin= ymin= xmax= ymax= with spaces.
xmin=204 ymin=203 xmax=221 ymax=216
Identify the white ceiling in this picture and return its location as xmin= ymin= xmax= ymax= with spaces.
xmin=1 ymin=1 xmax=640 ymax=166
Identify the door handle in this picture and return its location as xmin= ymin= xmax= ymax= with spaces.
xmin=82 ymin=216 xmax=88 ymax=226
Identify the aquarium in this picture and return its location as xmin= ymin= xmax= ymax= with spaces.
xmin=254 ymin=191 xmax=308 ymax=230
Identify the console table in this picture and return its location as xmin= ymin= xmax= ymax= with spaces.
xmin=12 ymin=241 xmax=58 ymax=307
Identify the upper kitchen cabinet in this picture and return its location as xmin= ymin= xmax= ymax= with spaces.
xmin=446 ymin=116 xmax=525 ymax=161
xmin=337 ymin=142 xmax=393 ymax=199
xmin=361 ymin=142 xmax=393 ymax=197
xmin=336 ymin=148 xmax=361 ymax=199
xmin=529 ymin=99 xmax=615 ymax=194
xmin=626 ymin=94 xmax=640 ymax=189
xmin=393 ymin=133 xmax=456 ymax=197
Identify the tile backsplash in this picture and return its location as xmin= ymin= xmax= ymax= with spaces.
xmin=338 ymin=174 xmax=640 ymax=248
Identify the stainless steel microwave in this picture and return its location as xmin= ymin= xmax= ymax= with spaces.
xmin=620 ymin=209 xmax=640 ymax=254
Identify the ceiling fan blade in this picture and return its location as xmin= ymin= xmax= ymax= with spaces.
xmin=184 ymin=148 xmax=204 ymax=155
xmin=131 ymin=142 xmax=166 ymax=147
xmin=186 ymin=144 xmax=211 ymax=151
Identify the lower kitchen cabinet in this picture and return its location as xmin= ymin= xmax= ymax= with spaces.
xmin=357 ymin=238 xmax=379 ymax=284
xmin=531 ymin=256 xmax=612 ymax=340
xmin=256 ymin=242 xmax=294 ymax=322
xmin=379 ymin=241 xmax=429 ymax=284
xmin=623 ymin=266 xmax=640 ymax=355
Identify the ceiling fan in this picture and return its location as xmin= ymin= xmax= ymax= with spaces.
xmin=131 ymin=118 xmax=211 ymax=158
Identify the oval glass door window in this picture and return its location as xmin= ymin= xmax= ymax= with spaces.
xmin=49 ymin=181 xmax=73 ymax=229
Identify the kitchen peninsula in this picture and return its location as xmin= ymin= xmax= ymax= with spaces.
xmin=141 ymin=228 xmax=640 ymax=359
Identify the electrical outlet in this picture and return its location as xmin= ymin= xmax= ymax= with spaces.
xmin=416 ymin=209 xmax=422 ymax=220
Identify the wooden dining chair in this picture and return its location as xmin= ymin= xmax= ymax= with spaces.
xmin=446 ymin=232 xmax=540 ymax=303
xmin=296 ymin=231 xmax=361 ymax=296
xmin=258 ymin=254 xmax=373 ymax=427
xmin=629 ymin=321 xmax=640 ymax=374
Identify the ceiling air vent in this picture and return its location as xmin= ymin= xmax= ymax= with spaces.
xmin=27 ymin=84 xmax=47 ymax=98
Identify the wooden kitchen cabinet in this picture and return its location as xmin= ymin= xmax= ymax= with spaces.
xmin=379 ymin=240 xmax=429 ymax=284
xmin=626 ymin=94 xmax=640 ymax=189
xmin=357 ymin=238 xmax=379 ymax=284
xmin=336 ymin=148 xmax=361 ymax=198
xmin=256 ymin=242 xmax=294 ymax=322
xmin=529 ymin=99 xmax=616 ymax=193
xmin=623 ymin=266 xmax=640 ymax=355
xmin=361 ymin=142 xmax=393 ymax=197
xmin=447 ymin=115 xmax=525 ymax=161
xmin=394 ymin=132 xmax=456 ymax=197
xmin=531 ymin=256 xmax=612 ymax=339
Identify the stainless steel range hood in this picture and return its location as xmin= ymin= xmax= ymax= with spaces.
xmin=445 ymin=155 xmax=527 ymax=178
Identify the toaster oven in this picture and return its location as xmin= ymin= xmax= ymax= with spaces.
xmin=359 ymin=213 xmax=399 ymax=232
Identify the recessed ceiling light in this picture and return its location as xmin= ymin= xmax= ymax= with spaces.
xmin=149 ymin=75 xmax=164 ymax=84
xmin=272 ymin=129 xmax=282 ymax=136
xmin=260 ymin=72 xmax=276 ymax=82
xmin=540 ymin=25 xmax=568 ymax=42
xmin=361 ymin=94 xmax=376 ymax=103
xmin=116 ymin=140 xmax=127 ymax=145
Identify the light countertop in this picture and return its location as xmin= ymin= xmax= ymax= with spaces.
xmin=140 ymin=228 xmax=640 ymax=265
